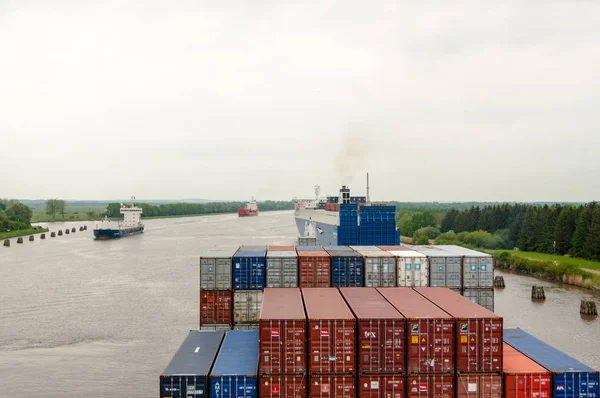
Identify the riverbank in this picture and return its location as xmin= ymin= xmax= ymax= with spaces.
xmin=0 ymin=226 xmax=49 ymax=240
xmin=490 ymin=250 xmax=600 ymax=290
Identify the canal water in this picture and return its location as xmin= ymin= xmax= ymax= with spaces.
xmin=0 ymin=211 xmax=598 ymax=397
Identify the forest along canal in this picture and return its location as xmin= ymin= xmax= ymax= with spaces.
xmin=0 ymin=210 xmax=599 ymax=397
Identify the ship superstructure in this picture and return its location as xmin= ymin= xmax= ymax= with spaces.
xmin=93 ymin=198 xmax=144 ymax=239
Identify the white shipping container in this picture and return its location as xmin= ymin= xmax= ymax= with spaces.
xmin=388 ymin=250 xmax=429 ymax=287
xmin=350 ymin=246 xmax=396 ymax=287
xmin=233 ymin=290 xmax=263 ymax=324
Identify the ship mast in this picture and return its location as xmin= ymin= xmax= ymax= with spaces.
xmin=366 ymin=173 xmax=371 ymax=206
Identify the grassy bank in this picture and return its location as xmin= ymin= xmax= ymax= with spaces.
xmin=490 ymin=250 xmax=600 ymax=289
xmin=0 ymin=227 xmax=49 ymax=240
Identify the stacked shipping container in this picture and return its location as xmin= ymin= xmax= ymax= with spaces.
xmin=359 ymin=206 xmax=398 ymax=246
xmin=386 ymin=249 xmax=429 ymax=287
xmin=502 ymin=343 xmax=552 ymax=398
xmin=340 ymin=287 xmax=405 ymax=398
xmin=265 ymin=246 xmax=298 ymax=288
xmin=297 ymin=249 xmax=331 ymax=288
xmin=414 ymin=287 xmax=503 ymax=398
xmin=350 ymin=246 xmax=396 ymax=287
xmin=259 ymin=288 xmax=307 ymax=397
xmin=210 ymin=330 xmax=259 ymax=397
xmin=504 ymin=328 xmax=599 ymax=398
xmin=407 ymin=246 xmax=462 ymax=291
xmin=232 ymin=246 xmax=267 ymax=329
xmin=199 ymin=248 xmax=237 ymax=329
xmin=303 ymin=288 xmax=357 ymax=397
xmin=325 ymin=246 xmax=364 ymax=287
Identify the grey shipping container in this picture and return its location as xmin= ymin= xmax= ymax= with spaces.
xmin=265 ymin=250 xmax=298 ymax=288
xmin=435 ymin=245 xmax=494 ymax=288
xmin=350 ymin=246 xmax=396 ymax=287
xmin=298 ymin=237 xmax=317 ymax=246
xmin=409 ymin=246 xmax=462 ymax=288
xmin=462 ymin=288 xmax=494 ymax=312
xmin=160 ymin=330 xmax=224 ymax=398
xmin=199 ymin=247 xmax=237 ymax=290
xmin=233 ymin=324 xmax=259 ymax=330
xmin=234 ymin=290 xmax=264 ymax=325
xmin=200 ymin=325 xmax=232 ymax=331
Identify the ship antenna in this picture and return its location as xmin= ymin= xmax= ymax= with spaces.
xmin=366 ymin=173 xmax=371 ymax=206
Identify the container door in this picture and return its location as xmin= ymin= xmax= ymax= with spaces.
xmin=446 ymin=257 xmax=462 ymax=288
xmin=429 ymin=258 xmax=446 ymax=287
xmin=365 ymin=258 xmax=377 ymax=287
xmin=315 ymin=256 xmax=330 ymax=287
xmin=282 ymin=258 xmax=298 ymax=287
xmin=397 ymin=257 xmax=407 ymax=287
xmin=381 ymin=257 xmax=396 ymax=287
xmin=266 ymin=257 xmax=282 ymax=288
xmin=252 ymin=256 xmax=265 ymax=289
xmin=200 ymin=258 xmax=216 ymax=290
xmin=478 ymin=258 xmax=494 ymax=288
xmin=463 ymin=258 xmax=478 ymax=288
xmin=216 ymin=258 xmax=232 ymax=290
xmin=358 ymin=320 xmax=382 ymax=373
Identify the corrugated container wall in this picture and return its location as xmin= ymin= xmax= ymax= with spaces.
xmin=297 ymin=246 xmax=324 ymax=251
xmin=309 ymin=375 xmax=356 ymax=398
xmin=265 ymin=250 xmax=298 ymax=288
xmin=339 ymin=288 xmax=405 ymax=374
xmin=463 ymin=288 xmax=494 ymax=312
xmin=234 ymin=290 xmax=263 ymax=325
xmin=200 ymin=290 xmax=233 ymax=327
xmin=434 ymin=245 xmax=494 ymax=288
xmin=210 ymin=330 xmax=259 ymax=398
xmin=200 ymin=247 xmax=237 ymax=290
xmin=160 ymin=331 xmax=225 ymax=398
xmin=409 ymin=246 xmax=462 ymax=289
xmin=233 ymin=248 xmax=267 ymax=290
xmin=259 ymin=375 xmax=307 ymax=398
xmin=502 ymin=343 xmax=552 ymax=398
xmin=456 ymin=373 xmax=503 ymax=398
xmin=358 ymin=374 xmax=405 ymax=398
xmin=298 ymin=251 xmax=331 ymax=288
xmin=302 ymin=288 xmax=356 ymax=374
xmin=387 ymin=250 xmax=429 ymax=287
xmin=407 ymin=374 xmax=454 ymax=398
xmin=504 ymin=328 xmax=599 ymax=398
xmin=414 ymin=288 xmax=503 ymax=373
xmin=377 ymin=288 xmax=454 ymax=374
xmin=350 ymin=247 xmax=396 ymax=287
xmin=268 ymin=245 xmax=296 ymax=251
xmin=259 ymin=288 xmax=307 ymax=375
xmin=326 ymin=248 xmax=364 ymax=287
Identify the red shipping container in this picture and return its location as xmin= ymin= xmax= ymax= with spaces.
xmin=359 ymin=374 xmax=405 ymax=398
xmin=268 ymin=246 xmax=297 ymax=251
xmin=309 ymin=375 xmax=355 ymax=398
xmin=377 ymin=288 xmax=454 ymax=373
xmin=302 ymin=288 xmax=356 ymax=374
xmin=503 ymin=343 xmax=552 ymax=398
xmin=414 ymin=288 xmax=503 ymax=372
xmin=260 ymin=374 xmax=307 ymax=398
xmin=407 ymin=374 xmax=454 ymax=398
xmin=199 ymin=289 xmax=232 ymax=326
xmin=259 ymin=288 xmax=307 ymax=375
xmin=456 ymin=373 xmax=503 ymax=398
xmin=298 ymin=251 xmax=331 ymax=288
xmin=339 ymin=288 xmax=405 ymax=374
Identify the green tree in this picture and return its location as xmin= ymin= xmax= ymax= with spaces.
xmin=46 ymin=199 xmax=58 ymax=220
xmin=554 ymin=206 xmax=577 ymax=255
xmin=571 ymin=204 xmax=593 ymax=257
xmin=583 ymin=206 xmax=600 ymax=260
xmin=57 ymin=200 xmax=66 ymax=220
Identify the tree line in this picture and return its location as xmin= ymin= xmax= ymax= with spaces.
xmin=0 ymin=199 xmax=33 ymax=232
xmin=45 ymin=199 xmax=66 ymax=220
xmin=440 ymin=203 xmax=600 ymax=261
xmin=105 ymin=200 xmax=294 ymax=218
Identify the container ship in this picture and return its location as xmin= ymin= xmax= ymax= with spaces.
xmin=238 ymin=198 xmax=259 ymax=217
xmin=294 ymin=174 xmax=400 ymax=246
xmin=93 ymin=201 xmax=144 ymax=239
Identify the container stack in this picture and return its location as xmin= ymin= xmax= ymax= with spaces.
xmin=258 ymin=288 xmax=307 ymax=397
xmin=378 ymin=288 xmax=454 ymax=398
xmin=340 ymin=288 xmax=406 ymax=398
xmin=350 ymin=246 xmax=396 ymax=287
xmin=297 ymin=247 xmax=331 ymax=288
xmin=232 ymin=246 xmax=267 ymax=330
xmin=265 ymin=246 xmax=298 ymax=288
xmin=199 ymin=248 xmax=237 ymax=330
xmin=502 ymin=343 xmax=552 ymax=398
xmin=435 ymin=245 xmax=495 ymax=312
xmin=359 ymin=206 xmax=398 ymax=246
xmin=379 ymin=247 xmax=429 ymax=287
xmin=338 ymin=204 xmax=359 ymax=245
xmin=303 ymin=288 xmax=357 ymax=397
xmin=406 ymin=246 xmax=463 ymax=293
xmin=503 ymin=328 xmax=599 ymax=398
xmin=209 ymin=330 xmax=259 ymax=397
xmin=414 ymin=288 xmax=503 ymax=398
xmin=324 ymin=246 xmax=364 ymax=287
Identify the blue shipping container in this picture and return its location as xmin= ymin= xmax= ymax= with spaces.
xmin=160 ymin=330 xmax=225 ymax=398
xmin=233 ymin=250 xmax=266 ymax=290
xmin=210 ymin=330 xmax=259 ymax=398
xmin=504 ymin=328 xmax=599 ymax=398
xmin=328 ymin=250 xmax=364 ymax=287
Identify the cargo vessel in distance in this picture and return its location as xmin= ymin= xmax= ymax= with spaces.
xmin=93 ymin=200 xmax=144 ymax=240
xmin=238 ymin=198 xmax=259 ymax=217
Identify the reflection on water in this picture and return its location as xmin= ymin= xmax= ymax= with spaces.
xmin=0 ymin=212 xmax=598 ymax=397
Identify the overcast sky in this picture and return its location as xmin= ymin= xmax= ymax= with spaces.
xmin=1 ymin=1 xmax=599 ymax=202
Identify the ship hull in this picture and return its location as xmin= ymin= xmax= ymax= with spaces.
xmin=238 ymin=209 xmax=259 ymax=217
xmin=93 ymin=226 xmax=144 ymax=240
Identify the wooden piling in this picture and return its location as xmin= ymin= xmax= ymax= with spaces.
xmin=532 ymin=285 xmax=546 ymax=300
xmin=17 ymin=237 xmax=23 ymax=244
xmin=580 ymin=300 xmax=598 ymax=316
xmin=79 ymin=226 xmax=84 ymax=231
xmin=71 ymin=227 xmax=76 ymax=233
xmin=58 ymin=230 xmax=63 ymax=236
xmin=51 ymin=232 xmax=56 ymax=237
xmin=29 ymin=235 xmax=34 ymax=241
xmin=83 ymin=225 xmax=87 ymax=230
xmin=494 ymin=276 xmax=505 ymax=288
xmin=3 ymin=239 xmax=9 ymax=247
xmin=65 ymin=229 xmax=70 ymax=235
xmin=41 ymin=233 xmax=46 ymax=239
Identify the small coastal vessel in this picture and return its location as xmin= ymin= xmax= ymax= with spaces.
xmin=93 ymin=199 xmax=144 ymax=239
xmin=238 ymin=198 xmax=259 ymax=217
